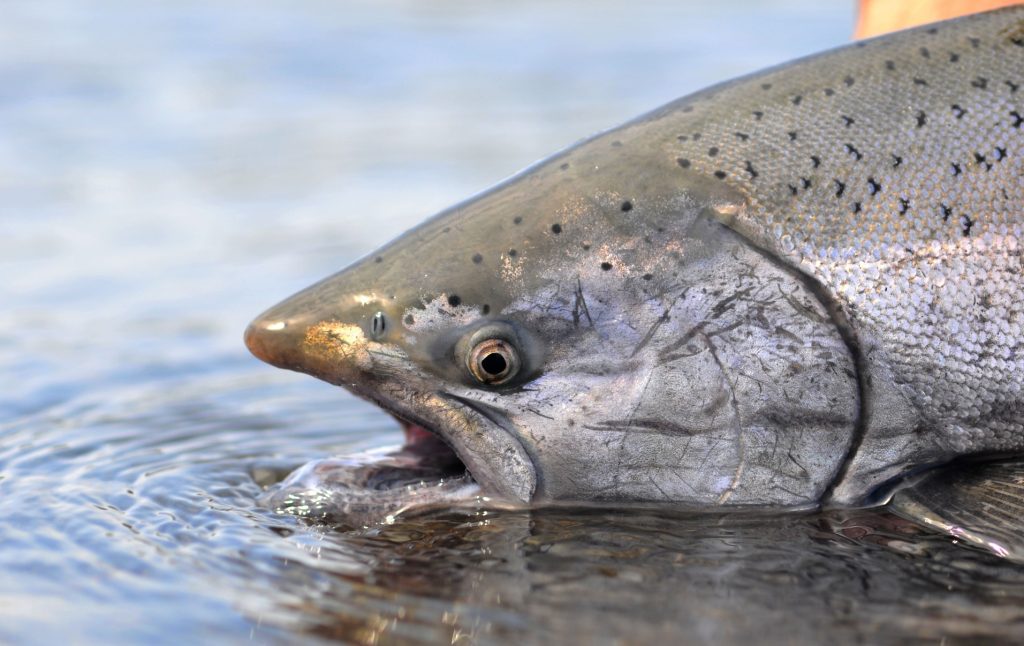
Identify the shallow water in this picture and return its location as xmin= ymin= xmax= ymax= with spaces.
xmin=4 ymin=1 xmax=1024 ymax=643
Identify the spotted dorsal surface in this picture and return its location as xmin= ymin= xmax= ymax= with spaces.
xmin=634 ymin=7 xmax=1024 ymax=500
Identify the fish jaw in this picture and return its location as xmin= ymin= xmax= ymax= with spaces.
xmin=244 ymin=291 xmax=538 ymax=504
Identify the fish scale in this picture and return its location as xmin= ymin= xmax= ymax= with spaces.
xmin=650 ymin=8 xmax=1024 ymax=495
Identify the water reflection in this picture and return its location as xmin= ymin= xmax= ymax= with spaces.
xmin=246 ymin=507 xmax=1024 ymax=644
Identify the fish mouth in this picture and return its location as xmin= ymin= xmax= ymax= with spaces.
xmin=360 ymin=386 xmax=537 ymax=505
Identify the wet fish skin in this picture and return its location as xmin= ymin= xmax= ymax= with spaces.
xmin=246 ymin=8 xmax=1024 ymax=508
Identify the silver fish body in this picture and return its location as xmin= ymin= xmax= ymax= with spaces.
xmin=246 ymin=8 xmax=1024 ymax=510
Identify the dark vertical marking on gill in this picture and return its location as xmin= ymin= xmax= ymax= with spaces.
xmin=573 ymin=277 xmax=593 ymax=328
xmin=714 ymin=221 xmax=867 ymax=506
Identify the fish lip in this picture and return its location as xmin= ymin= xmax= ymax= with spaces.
xmin=340 ymin=381 xmax=537 ymax=505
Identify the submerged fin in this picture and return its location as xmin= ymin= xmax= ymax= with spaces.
xmin=889 ymin=458 xmax=1024 ymax=562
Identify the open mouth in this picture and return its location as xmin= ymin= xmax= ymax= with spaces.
xmin=393 ymin=416 xmax=471 ymax=486
xmin=378 ymin=390 xmax=538 ymax=504
xmin=260 ymin=414 xmax=482 ymax=528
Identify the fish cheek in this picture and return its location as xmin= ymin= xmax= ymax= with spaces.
xmin=513 ymin=218 xmax=860 ymax=507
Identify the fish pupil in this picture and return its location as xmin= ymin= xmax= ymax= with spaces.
xmin=371 ymin=312 xmax=386 ymax=337
xmin=481 ymin=352 xmax=507 ymax=376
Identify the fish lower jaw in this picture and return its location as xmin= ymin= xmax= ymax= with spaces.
xmin=331 ymin=375 xmax=537 ymax=504
xmin=391 ymin=407 xmax=536 ymax=506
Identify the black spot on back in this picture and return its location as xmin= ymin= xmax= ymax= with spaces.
xmin=744 ymin=161 xmax=758 ymax=179
xmin=844 ymin=143 xmax=862 ymax=161
xmin=472 ymin=253 xmax=483 ymax=264
xmin=621 ymin=201 xmax=633 ymax=212
xmin=551 ymin=223 xmax=562 ymax=234
xmin=708 ymin=146 xmax=719 ymax=157
xmin=559 ymin=163 xmax=569 ymax=171
xmin=677 ymin=158 xmax=691 ymax=168
xmin=867 ymin=178 xmax=881 ymax=196
xmin=642 ymin=273 xmax=653 ymax=281
xmin=843 ymin=75 xmax=855 ymax=87
xmin=941 ymin=203 xmax=952 ymax=221
xmin=482 ymin=304 xmax=491 ymax=315
xmin=1011 ymin=110 xmax=1023 ymax=128
xmin=834 ymin=180 xmax=845 ymax=197
xmin=919 ymin=47 xmax=930 ymax=58
xmin=714 ymin=170 xmax=727 ymax=180
xmin=508 ymin=248 xmax=517 ymax=257
xmin=810 ymin=155 xmax=821 ymax=168
xmin=513 ymin=216 xmax=523 ymax=225
xmin=841 ymin=115 xmax=855 ymax=127
xmin=971 ymin=76 xmax=989 ymax=89
xmin=951 ymin=104 xmax=966 ymax=119
xmin=898 ymin=198 xmax=910 ymax=214
xmin=374 ymin=256 xmax=383 ymax=263
xmin=404 ymin=314 xmax=415 ymax=325
xmin=788 ymin=131 xmax=798 ymax=141
xmin=892 ymin=154 xmax=903 ymax=167
xmin=600 ymin=262 xmax=613 ymax=271
xmin=915 ymin=111 xmax=927 ymax=128
xmin=961 ymin=215 xmax=974 ymax=236
xmin=447 ymin=294 xmax=462 ymax=307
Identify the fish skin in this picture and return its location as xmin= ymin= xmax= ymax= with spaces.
xmin=246 ymin=7 xmax=1024 ymax=508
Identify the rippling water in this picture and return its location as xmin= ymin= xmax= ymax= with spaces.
xmin=4 ymin=1 xmax=1024 ymax=643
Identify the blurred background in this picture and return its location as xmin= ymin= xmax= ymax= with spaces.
xmin=0 ymin=2 xmax=859 ymax=643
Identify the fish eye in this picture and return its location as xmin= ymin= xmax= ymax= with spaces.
xmin=370 ymin=311 xmax=387 ymax=340
xmin=467 ymin=338 xmax=520 ymax=385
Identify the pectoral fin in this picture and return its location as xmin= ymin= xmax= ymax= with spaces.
xmin=888 ymin=458 xmax=1024 ymax=563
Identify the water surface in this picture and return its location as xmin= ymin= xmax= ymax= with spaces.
xmin=4 ymin=1 xmax=1024 ymax=643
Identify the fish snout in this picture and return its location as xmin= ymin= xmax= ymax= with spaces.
xmin=245 ymin=294 xmax=379 ymax=386
xmin=244 ymin=315 xmax=311 ymax=372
